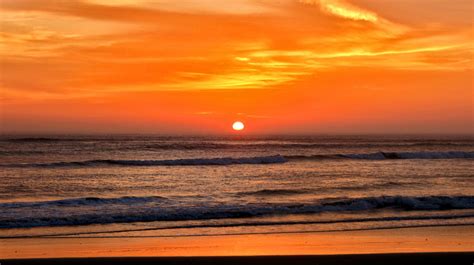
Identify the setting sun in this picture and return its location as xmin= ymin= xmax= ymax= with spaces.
xmin=232 ymin=121 xmax=245 ymax=131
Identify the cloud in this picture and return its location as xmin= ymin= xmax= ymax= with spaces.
xmin=0 ymin=0 xmax=472 ymax=134
xmin=299 ymin=0 xmax=408 ymax=35
xmin=299 ymin=0 xmax=378 ymax=22
xmin=84 ymin=0 xmax=276 ymax=15
xmin=0 ymin=0 xmax=471 ymax=96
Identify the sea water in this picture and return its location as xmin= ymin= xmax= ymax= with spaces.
xmin=0 ymin=135 xmax=473 ymax=238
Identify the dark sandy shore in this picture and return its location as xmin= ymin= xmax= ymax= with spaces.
xmin=3 ymin=253 xmax=474 ymax=265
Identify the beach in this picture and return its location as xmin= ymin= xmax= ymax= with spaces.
xmin=2 ymin=225 xmax=473 ymax=263
xmin=4 ymin=253 xmax=474 ymax=265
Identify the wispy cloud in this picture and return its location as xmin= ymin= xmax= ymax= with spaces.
xmin=300 ymin=0 xmax=378 ymax=22
xmin=0 ymin=0 xmax=471 ymax=95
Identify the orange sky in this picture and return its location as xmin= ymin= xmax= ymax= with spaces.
xmin=0 ymin=0 xmax=472 ymax=134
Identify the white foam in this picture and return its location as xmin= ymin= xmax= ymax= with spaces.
xmin=1 ymin=195 xmax=473 ymax=229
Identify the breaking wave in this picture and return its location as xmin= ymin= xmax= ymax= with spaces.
xmin=1 ymin=195 xmax=473 ymax=228
xmin=288 ymin=151 xmax=474 ymax=161
xmin=2 ymin=155 xmax=288 ymax=168
xmin=341 ymin=151 xmax=474 ymax=160
xmin=0 ymin=196 xmax=167 ymax=208
xmin=1 ymin=151 xmax=472 ymax=168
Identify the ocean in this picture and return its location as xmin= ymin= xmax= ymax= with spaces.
xmin=0 ymin=135 xmax=473 ymax=239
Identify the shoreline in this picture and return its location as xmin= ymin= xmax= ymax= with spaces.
xmin=2 ymin=225 xmax=473 ymax=260
xmin=2 ymin=222 xmax=474 ymax=239
xmin=3 ymin=252 xmax=474 ymax=265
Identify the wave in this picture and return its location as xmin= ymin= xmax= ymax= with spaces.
xmin=343 ymin=151 xmax=474 ymax=160
xmin=237 ymin=189 xmax=312 ymax=196
xmin=2 ymin=155 xmax=288 ymax=168
xmin=3 ymin=214 xmax=474 ymax=239
xmin=2 ymin=151 xmax=473 ymax=168
xmin=0 ymin=196 xmax=167 ymax=208
xmin=288 ymin=151 xmax=474 ymax=161
xmin=1 ymin=195 xmax=473 ymax=228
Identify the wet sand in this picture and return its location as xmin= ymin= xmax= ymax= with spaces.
xmin=2 ymin=226 xmax=473 ymax=263
xmin=3 ymin=253 xmax=474 ymax=265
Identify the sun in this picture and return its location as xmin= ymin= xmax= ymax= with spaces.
xmin=232 ymin=121 xmax=245 ymax=131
